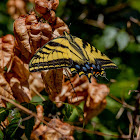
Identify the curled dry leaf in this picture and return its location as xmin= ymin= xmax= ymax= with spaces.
xmin=35 ymin=0 xmax=59 ymax=14
xmin=0 ymin=34 xmax=15 ymax=72
xmin=41 ymin=69 xmax=63 ymax=101
xmin=33 ymin=105 xmax=44 ymax=130
xmin=31 ymin=119 xmax=74 ymax=140
xmin=7 ymin=0 xmax=26 ymax=19
xmin=11 ymin=56 xmax=30 ymax=83
xmin=14 ymin=16 xmax=34 ymax=60
xmin=28 ymin=72 xmax=45 ymax=97
xmin=84 ymin=81 xmax=109 ymax=122
xmin=9 ymin=77 xmax=31 ymax=103
xmin=52 ymin=17 xmax=70 ymax=38
xmin=35 ymin=0 xmax=58 ymax=23
xmin=0 ymin=73 xmax=13 ymax=96
xmin=54 ymin=74 xmax=109 ymax=122
xmin=14 ymin=13 xmax=53 ymax=62
xmin=0 ymin=73 xmax=14 ymax=102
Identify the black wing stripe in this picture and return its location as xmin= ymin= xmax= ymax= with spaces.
xmin=102 ymin=65 xmax=117 ymax=69
xmin=38 ymin=49 xmax=49 ymax=54
xmin=95 ymin=59 xmax=114 ymax=65
xmin=47 ymin=42 xmax=69 ymax=49
xmin=29 ymin=58 xmax=72 ymax=68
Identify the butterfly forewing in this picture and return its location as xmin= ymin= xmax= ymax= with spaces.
xmin=29 ymin=37 xmax=73 ymax=72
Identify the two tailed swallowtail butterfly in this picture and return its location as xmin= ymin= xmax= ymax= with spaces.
xmin=29 ymin=32 xmax=117 ymax=82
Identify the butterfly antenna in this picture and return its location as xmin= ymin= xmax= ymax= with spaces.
xmin=68 ymin=23 xmax=72 ymax=29
xmin=104 ymin=76 xmax=109 ymax=81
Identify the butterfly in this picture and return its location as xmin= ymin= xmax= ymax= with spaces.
xmin=29 ymin=31 xmax=117 ymax=82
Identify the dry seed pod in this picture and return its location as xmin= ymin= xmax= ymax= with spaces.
xmin=0 ymin=34 xmax=15 ymax=72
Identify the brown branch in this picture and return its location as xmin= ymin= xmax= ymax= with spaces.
xmin=84 ymin=19 xmax=105 ymax=29
xmin=0 ymin=95 xmax=65 ymax=136
xmin=109 ymin=94 xmax=135 ymax=111
xmin=0 ymin=95 xmax=129 ymax=139
xmin=73 ymin=126 xmax=129 ymax=139
xmin=130 ymin=17 xmax=140 ymax=26
xmin=104 ymin=3 xmax=129 ymax=14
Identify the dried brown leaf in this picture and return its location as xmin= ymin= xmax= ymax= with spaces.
xmin=14 ymin=17 xmax=32 ymax=59
xmin=7 ymin=0 xmax=26 ymax=19
xmin=31 ymin=119 xmax=74 ymax=140
xmin=35 ymin=0 xmax=59 ymax=14
xmin=28 ymin=72 xmax=45 ymax=97
xmin=52 ymin=17 xmax=70 ymax=37
xmin=33 ymin=105 xmax=44 ymax=130
xmin=11 ymin=56 xmax=30 ymax=83
xmin=0 ymin=34 xmax=15 ymax=72
xmin=41 ymin=69 xmax=63 ymax=100
xmin=53 ymin=74 xmax=109 ymax=122
xmin=10 ymin=77 xmax=31 ymax=103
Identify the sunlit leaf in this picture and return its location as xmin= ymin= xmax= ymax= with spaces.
xmin=102 ymin=26 xmax=118 ymax=49
xmin=75 ymin=106 xmax=84 ymax=120
xmin=116 ymin=31 xmax=130 ymax=51
xmin=95 ymin=0 xmax=108 ymax=5
xmin=63 ymin=103 xmax=73 ymax=120
xmin=6 ymin=118 xmax=21 ymax=139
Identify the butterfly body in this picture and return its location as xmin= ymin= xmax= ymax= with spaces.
xmin=29 ymin=32 xmax=117 ymax=82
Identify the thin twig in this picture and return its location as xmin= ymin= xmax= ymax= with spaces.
xmin=137 ymin=126 xmax=140 ymax=140
xmin=73 ymin=126 xmax=129 ymax=139
xmin=0 ymin=95 xmax=129 ymax=139
xmin=130 ymin=92 xmax=140 ymax=140
xmin=84 ymin=19 xmax=105 ymax=29
xmin=30 ymin=86 xmax=45 ymax=101
xmin=104 ymin=3 xmax=128 ymax=14
xmin=109 ymin=94 xmax=135 ymax=111
xmin=0 ymin=95 xmax=65 ymax=136
xmin=130 ymin=17 xmax=140 ymax=26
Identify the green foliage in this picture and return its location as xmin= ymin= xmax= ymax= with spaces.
xmin=0 ymin=129 xmax=4 ymax=140
xmin=0 ymin=0 xmax=140 ymax=139
xmin=4 ymin=109 xmax=23 ymax=140
xmin=21 ymin=103 xmax=36 ymax=139
xmin=0 ymin=107 xmax=9 ymax=123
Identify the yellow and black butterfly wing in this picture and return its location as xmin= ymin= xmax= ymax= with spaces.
xmin=66 ymin=33 xmax=117 ymax=81
xmin=72 ymin=35 xmax=117 ymax=69
xmin=29 ymin=37 xmax=73 ymax=72
xmin=29 ymin=35 xmax=87 ymax=72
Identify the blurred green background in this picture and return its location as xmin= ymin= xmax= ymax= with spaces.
xmin=0 ymin=0 xmax=140 ymax=139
